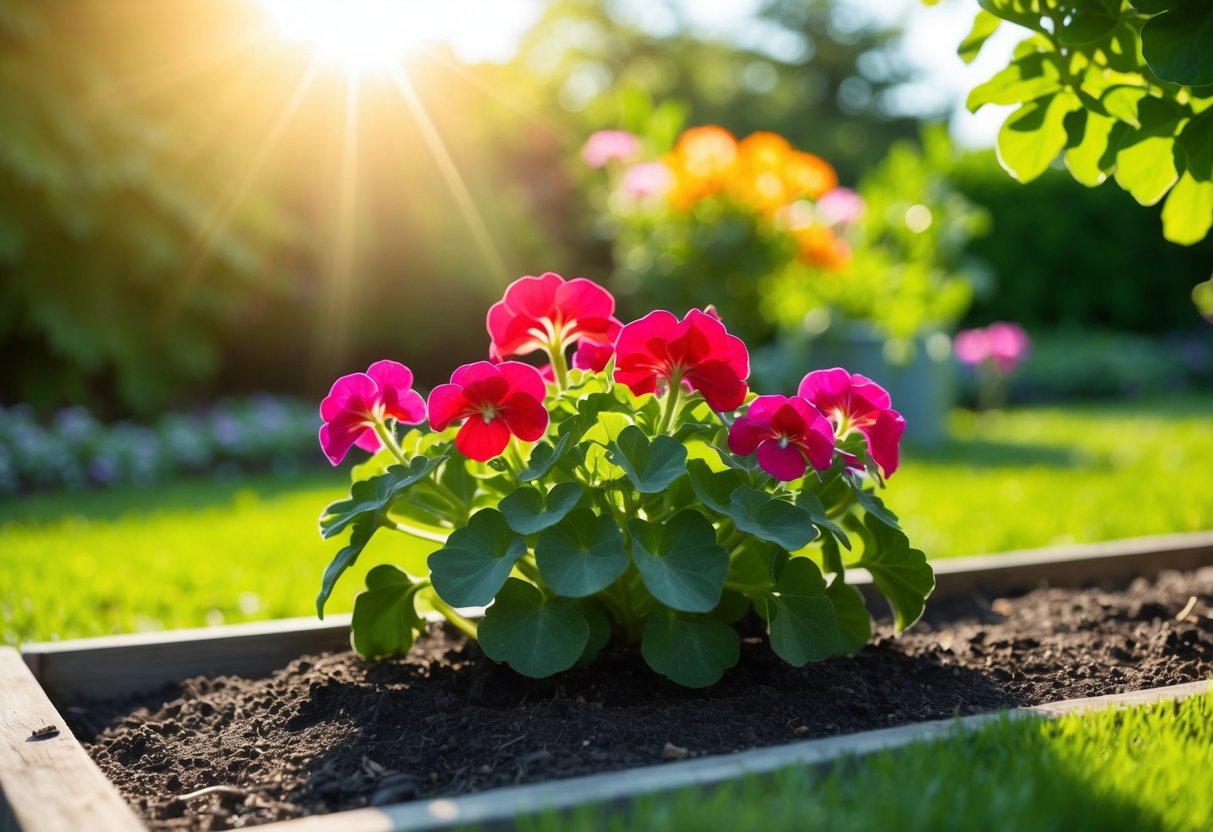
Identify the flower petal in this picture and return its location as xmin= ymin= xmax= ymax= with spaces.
xmin=495 ymin=361 xmax=548 ymax=402
xmin=455 ymin=417 xmax=512 ymax=462
xmin=727 ymin=416 xmax=772 ymax=456
xmin=500 ymin=391 xmax=550 ymax=442
xmin=427 ymin=384 xmax=470 ymax=432
xmin=556 ymin=277 xmax=616 ymax=324
xmin=319 ymin=417 xmax=369 ymax=466
xmin=757 ymin=440 xmax=808 ymax=482
xmin=319 ymin=372 xmax=377 ymax=422
xmin=503 ymin=272 xmax=564 ymax=319
xmin=860 ymin=408 xmax=906 ymax=478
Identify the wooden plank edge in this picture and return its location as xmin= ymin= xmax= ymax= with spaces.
xmin=256 ymin=678 xmax=1211 ymax=832
xmin=0 ymin=647 xmax=145 ymax=832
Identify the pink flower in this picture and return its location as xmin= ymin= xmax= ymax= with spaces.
xmin=955 ymin=323 xmax=1031 ymax=374
xmin=815 ymin=187 xmax=865 ymax=226
xmin=572 ymin=330 xmax=618 ymax=373
xmin=953 ymin=328 xmax=990 ymax=368
xmin=797 ymin=368 xmax=905 ymax=478
xmin=582 ymin=130 xmax=640 ymax=168
xmin=487 ymin=273 xmax=622 ymax=364
xmin=728 ymin=395 xmax=835 ymax=481
xmin=319 ymin=360 xmax=426 ymax=466
xmin=620 ymin=162 xmax=674 ymax=198
xmin=427 ymin=361 xmax=550 ymax=462
xmin=614 ymin=309 xmax=750 ymax=412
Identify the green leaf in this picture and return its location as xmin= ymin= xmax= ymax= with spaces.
xmin=1065 ymin=110 xmax=1119 ymax=186
xmin=826 ymin=579 xmax=871 ymax=654
xmin=1178 ymin=109 xmax=1213 ymax=181
xmin=319 ymin=455 xmax=446 ymax=539
xmin=350 ymin=565 xmax=426 ymax=659
xmin=1058 ymin=10 xmax=1118 ymax=47
xmin=577 ymin=599 xmax=613 ymax=664
xmin=726 ymin=486 xmax=818 ymax=551
xmin=727 ymin=539 xmax=785 ymax=589
xmin=855 ymin=513 xmax=935 ymax=632
xmin=765 ymin=557 xmax=838 ymax=667
xmin=519 ymin=430 xmax=579 ymax=483
xmin=977 ymin=0 xmax=1045 ymax=31
xmin=1114 ymin=98 xmax=1184 ymax=206
xmin=794 ymin=489 xmax=851 ymax=550
xmin=499 ymin=482 xmax=584 ymax=536
xmin=1193 ymin=277 xmax=1213 ymax=319
xmin=641 ymin=612 xmax=740 ymax=688
xmin=534 ymin=508 xmax=628 ymax=598
xmin=316 ymin=516 xmax=375 ymax=618
xmin=844 ymin=471 xmax=901 ymax=530
xmin=427 ymin=509 xmax=527 ymax=606
xmin=629 ymin=510 xmax=728 ymax=613
xmin=996 ymin=91 xmax=1081 ymax=183
xmin=1141 ymin=1 xmax=1213 ymax=86
xmin=687 ymin=459 xmax=747 ymax=517
xmin=1161 ymin=172 xmax=1213 ymax=245
xmin=967 ymin=52 xmax=1061 ymax=112
xmin=477 ymin=578 xmax=589 ymax=678
xmin=607 ymin=424 xmax=688 ymax=494
xmin=1101 ymin=86 xmax=1148 ymax=128
xmin=959 ymin=10 xmax=1001 ymax=64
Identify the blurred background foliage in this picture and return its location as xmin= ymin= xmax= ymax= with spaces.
xmin=0 ymin=0 xmax=1208 ymax=421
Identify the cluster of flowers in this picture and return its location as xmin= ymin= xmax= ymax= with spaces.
xmin=582 ymin=126 xmax=862 ymax=272
xmin=316 ymin=273 xmax=930 ymax=688
xmin=0 ymin=395 xmax=320 ymax=494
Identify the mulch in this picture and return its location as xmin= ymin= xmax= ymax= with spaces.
xmin=72 ymin=566 xmax=1213 ymax=830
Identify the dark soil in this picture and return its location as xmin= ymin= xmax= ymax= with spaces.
xmin=73 ymin=567 xmax=1213 ymax=830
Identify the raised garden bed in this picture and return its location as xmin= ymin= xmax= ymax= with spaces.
xmin=4 ymin=531 xmax=1212 ymax=832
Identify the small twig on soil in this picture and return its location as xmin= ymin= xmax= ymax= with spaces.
xmin=177 ymin=785 xmax=247 ymax=801
xmin=1176 ymin=596 xmax=1199 ymax=621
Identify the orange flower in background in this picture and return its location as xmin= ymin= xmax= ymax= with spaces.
xmin=793 ymin=224 xmax=851 ymax=272
xmin=664 ymin=125 xmax=738 ymax=210
xmin=784 ymin=151 xmax=838 ymax=202
xmin=732 ymin=131 xmax=797 ymax=215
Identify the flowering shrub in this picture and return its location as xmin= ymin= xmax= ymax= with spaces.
xmin=316 ymin=273 xmax=934 ymax=687
xmin=955 ymin=322 xmax=1031 ymax=411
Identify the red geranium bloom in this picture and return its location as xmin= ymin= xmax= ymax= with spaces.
xmin=428 ymin=361 xmax=550 ymax=462
xmin=613 ymin=309 xmax=749 ymax=411
xmin=571 ymin=318 xmax=621 ymax=373
xmin=487 ymin=272 xmax=621 ymax=363
xmin=797 ymin=368 xmax=905 ymax=478
xmin=319 ymin=360 xmax=426 ymax=466
xmin=728 ymin=395 xmax=835 ymax=481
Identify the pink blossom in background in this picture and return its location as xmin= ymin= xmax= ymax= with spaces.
xmin=581 ymin=130 xmax=641 ymax=168
xmin=728 ymin=394 xmax=835 ymax=481
xmin=318 ymin=360 xmax=426 ymax=466
xmin=798 ymin=368 xmax=905 ymax=478
xmin=815 ymin=187 xmax=865 ymax=226
xmin=954 ymin=322 xmax=1031 ymax=373
xmin=427 ymin=361 xmax=549 ymax=462
xmin=620 ymin=161 xmax=674 ymax=198
xmin=953 ymin=328 xmax=990 ymax=367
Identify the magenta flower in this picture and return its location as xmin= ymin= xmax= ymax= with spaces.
xmin=427 ymin=361 xmax=550 ymax=462
xmin=487 ymin=273 xmax=622 ymax=366
xmin=728 ymin=395 xmax=835 ymax=481
xmin=581 ymin=130 xmax=640 ymax=168
xmin=955 ymin=322 xmax=1031 ymax=374
xmin=621 ymin=161 xmax=674 ymax=198
xmin=797 ymin=368 xmax=905 ymax=478
xmin=614 ymin=309 xmax=750 ymax=412
xmin=319 ymin=360 xmax=426 ymax=466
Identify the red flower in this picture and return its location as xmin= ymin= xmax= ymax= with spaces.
xmin=797 ymin=368 xmax=905 ymax=478
xmin=613 ymin=309 xmax=749 ymax=411
xmin=319 ymin=360 xmax=426 ymax=466
xmin=728 ymin=395 xmax=835 ymax=481
xmin=571 ymin=318 xmax=621 ymax=373
xmin=487 ymin=272 xmax=621 ymax=363
xmin=427 ymin=361 xmax=550 ymax=462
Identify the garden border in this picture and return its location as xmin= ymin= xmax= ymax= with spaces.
xmin=3 ymin=529 xmax=1212 ymax=832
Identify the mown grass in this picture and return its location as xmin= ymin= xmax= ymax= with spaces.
xmin=1 ymin=394 xmax=1210 ymax=645
xmin=521 ymin=693 xmax=1213 ymax=832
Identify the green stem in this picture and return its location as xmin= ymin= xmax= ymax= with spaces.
xmin=547 ymin=341 xmax=570 ymax=392
xmin=372 ymin=419 xmax=409 ymax=467
xmin=428 ymin=594 xmax=479 ymax=640
xmin=387 ymin=519 xmax=450 ymax=544
xmin=657 ymin=371 xmax=683 ymax=436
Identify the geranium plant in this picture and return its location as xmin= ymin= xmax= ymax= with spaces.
xmin=315 ymin=273 xmax=934 ymax=688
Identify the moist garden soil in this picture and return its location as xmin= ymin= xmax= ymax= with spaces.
xmin=70 ymin=567 xmax=1213 ymax=831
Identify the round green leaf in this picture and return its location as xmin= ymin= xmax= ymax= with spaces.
xmin=826 ymin=579 xmax=872 ymax=655
xmin=1141 ymin=1 xmax=1213 ymax=86
xmin=607 ymin=424 xmax=688 ymax=494
xmin=628 ymin=510 xmax=728 ymax=613
xmin=996 ymin=91 xmax=1081 ymax=184
xmin=1178 ymin=109 xmax=1213 ymax=181
xmin=1161 ymin=172 xmax=1213 ymax=245
xmin=967 ymin=52 xmax=1061 ymax=113
xmin=726 ymin=486 xmax=818 ymax=552
xmin=1114 ymin=97 xmax=1185 ymax=206
xmin=1065 ymin=110 xmax=1118 ymax=187
xmin=1058 ymin=10 xmax=1118 ymax=47
xmin=765 ymin=557 xmax=839 ymax=667
xmin=477 ymin=578 xmax=589 ymax=678
xmin=534 ymin=508 xmax=628 ymax=598
xmin=499 ymin=482 xmax=584 ymax=536
xmin=854 ymin=513 xmax=935 ymax=632
xmin=351 ymin=565 xmax=426 ymax=659
xmin=641 ymin=613 xmax=740 ymax=688
xmin=427 ymin=509 xmax=527 ymax=607
xmin=958 ymin=10 xmax=1001 ymax=64
xmin=687 ymin=458 xmax=745 ymax=516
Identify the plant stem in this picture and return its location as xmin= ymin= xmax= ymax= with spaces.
xmin=428 ymin=594 xmax=478 ymax=640
xmin=387 ymin=519 xmax=450 ymax=544
xmin=547 ymin=341 xmax=570 ymax=392
xmin=657 ymin=371 xmax=683 ymax=436
xmin=372 ymin=419 xmax=410 ymax=467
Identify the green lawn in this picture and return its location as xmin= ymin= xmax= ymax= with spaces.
xmin=522 ymin=693 xmax=1213 ymax=832
xmin=1 ymin=394 xmax=1210 ymax=645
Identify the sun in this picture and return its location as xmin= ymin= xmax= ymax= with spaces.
xmin=259 ymin=0 xmax=427 ymax=75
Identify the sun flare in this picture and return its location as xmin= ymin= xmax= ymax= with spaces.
xmin=259 ymin=0 xmax=426 ymax=74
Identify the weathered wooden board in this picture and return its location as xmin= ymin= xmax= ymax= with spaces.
xmin=0 ymin=648 xmax=144 ymax=832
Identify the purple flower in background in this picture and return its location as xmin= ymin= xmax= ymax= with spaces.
xmin=621 ymin=162 xmax=674 ymax=198
xmin=581 ymin=130 xmax=640 ymax=168
xmin=815 ymin=187 xmax=865 ymax=227
xmin=955 ymin=322 xmax=1031 ymax=374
